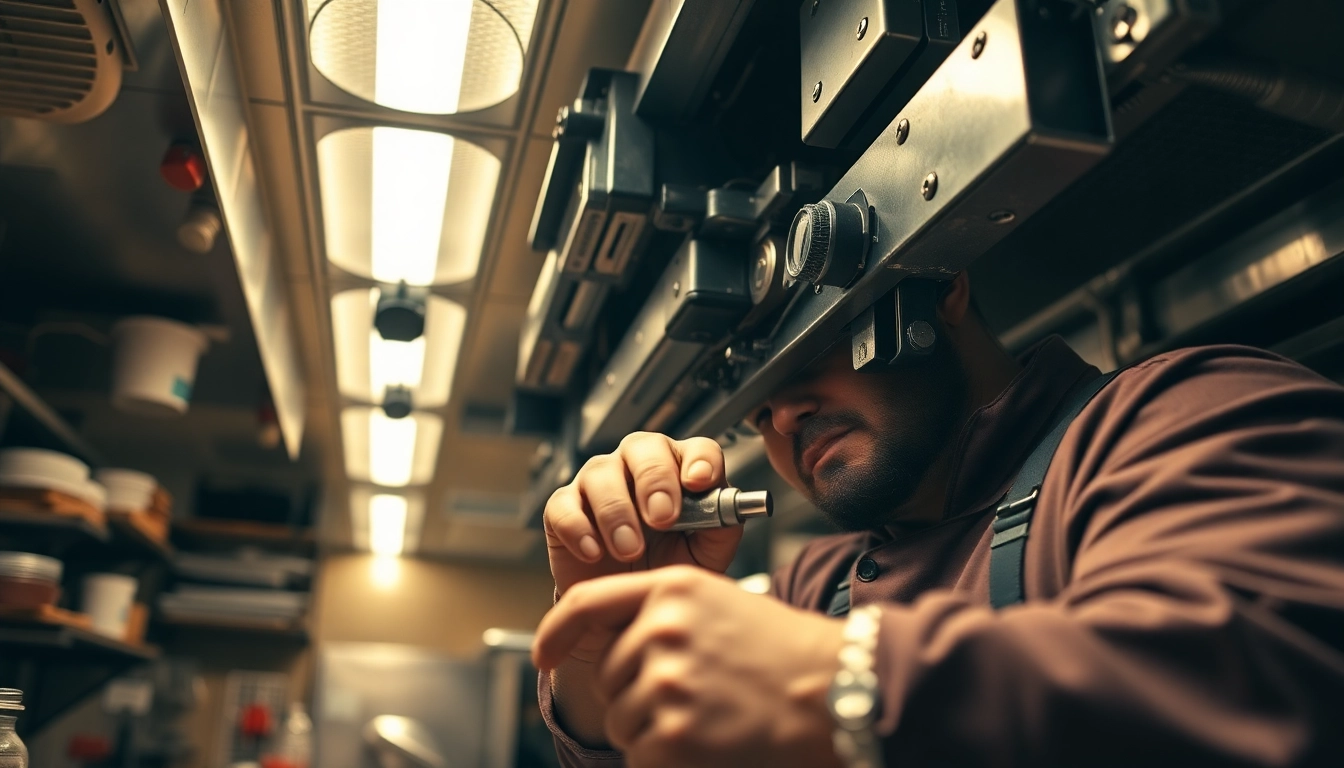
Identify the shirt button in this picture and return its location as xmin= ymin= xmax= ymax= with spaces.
xmin=856 ymin=558 xmax=879 ymax=582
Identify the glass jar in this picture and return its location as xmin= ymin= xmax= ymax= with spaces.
xmin=0 ymin=688 xmax=27 ymax=768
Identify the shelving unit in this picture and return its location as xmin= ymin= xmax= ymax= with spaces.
xmin=0 ymin=622 xmax=159 ymax=662
xmin=171 ymin=518 xmax=316 ymax=555
xmin=157 ymin=615 xmax=310 ymax=643
xmin=0 ymin=361 xmax=105 ymax=466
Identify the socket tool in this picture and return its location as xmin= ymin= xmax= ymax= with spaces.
xmin=668 ymin=487 xmax=773 ymax=531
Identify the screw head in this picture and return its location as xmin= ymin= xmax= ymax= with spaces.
xmin=672 ymin=280 xmax=681 ymax=297
xmin=1112 ymin=5 xmax=1138 ymax=42
xmin=812 ymin=81 xmax=823 ymax=103
xmin=811 ymin=0 xmax=819 ymax=16
xmin=895 ymin=118 xmax=910 ymax=145
xmin=605 ymin=373 xmax=616 ymax=387
xmin=856 ymin=17 xmax=868 ymax=40
xmin=988 ymin=209 xmax=1016 ymax=224
xmin=906 ymin=320 xmax=936 ymax=350
xmin=921 ymin=172 xmax=938 ymax=201
xmin=971 ymin=31 xmax=988 ymax=59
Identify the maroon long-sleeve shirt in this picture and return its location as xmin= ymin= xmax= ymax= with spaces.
xmin=540 ymin=338 xmax=1344 ymax=766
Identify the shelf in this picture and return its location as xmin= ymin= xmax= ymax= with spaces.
xmin=171 ymin=519 xmax=315 ymax=554
xmin=0 ymin=361 xmax=105 ymax=466
xmin=0 ymin=506 xmax=110 ymax=546
xmin=106 ymin=513 xmax=174 ymax=562
xmin=0 ymin=621 xmax=159 ymax=661
xmin=156 ymin=615 xmax=309 ymax=642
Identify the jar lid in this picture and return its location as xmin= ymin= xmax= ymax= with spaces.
xmin=0 ymin=552 xmax=62 ymax=583
xmin=0 ymin=688 xmax=22 ymax=711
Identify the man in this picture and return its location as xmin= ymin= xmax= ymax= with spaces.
xmin=532 ymin=272 xmax=1344 ymax=767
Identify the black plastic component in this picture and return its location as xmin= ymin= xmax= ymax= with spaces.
xmin=701 ymin=188 xmax=758 ymax=240
xmin=851 ymin=278 xmax=944 ymax=371
xmin=382 ymin=386 xmax=414 ymax=419
xmin=800 ymin=0 xmax=961 ymax=149
xmin=654 ymin=184 xmax=708 ymax=232
xmin=374 ymin=283 xmax=426 ymax=342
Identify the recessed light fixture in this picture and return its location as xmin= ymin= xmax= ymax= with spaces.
xmin=342 ymin=407 xmax=443 ymax=487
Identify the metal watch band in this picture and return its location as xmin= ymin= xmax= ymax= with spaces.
xmin=829 ymin=603 xmax=884 ymax=768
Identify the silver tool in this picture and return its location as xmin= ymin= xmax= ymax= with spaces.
xmin=669 ymin=487 xmax=773 ymax=531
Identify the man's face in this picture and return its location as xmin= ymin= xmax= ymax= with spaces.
xmin=745 ymin=337 xmax=969 ymax=530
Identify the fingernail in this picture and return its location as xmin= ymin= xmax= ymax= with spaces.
xmin=578 ymin=535 xmax=601 ymax=560
xmin=648 ymin=492 xmax=675 ymax=524
xmin=612 ymin=525 xmax=641 ymax=557
xmin=687 ymin=460 xmax=714 ymax=483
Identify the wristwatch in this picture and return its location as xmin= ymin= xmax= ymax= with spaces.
xmin=827 ymin=604 xmax=884 ymax=768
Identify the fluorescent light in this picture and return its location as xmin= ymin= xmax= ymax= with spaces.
xmin=371 ymin=127 xmax=453 ymax=285
xmin=370 ymin=334 xmax=426 ymax=396
xmin=369 ymin=494 xmax=408 ymax=556
xmin=369 ymin=409 xmax=417 ymax=486
xmin=374 ymin=0 xmax=474 ymax=114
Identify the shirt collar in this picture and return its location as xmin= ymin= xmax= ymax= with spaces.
xmin=939 ymin=336 xmax=1099 ymax=522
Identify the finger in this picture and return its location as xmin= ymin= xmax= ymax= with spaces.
xmin=685 ymin=525 xmax=745 ymax=575
xmin=672 ymin=436 xmax=726 ymax=492
xmin=576 ymin=455 xmax=644 ymax=562
xmin=604 ymin=649 xmax=691 ymax=750
xmin=596 ymin=597 xmax=691 ymax=702
xmin=543 ymin=484 xmax=603 ymax=563
xmin=618 ymin=433 xmax=683 ymax=529
xmin=532 ymin=570 xmax=670 ymax=671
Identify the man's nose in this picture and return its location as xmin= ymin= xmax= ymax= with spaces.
xmin=770 ymin=396 xmax=818 ymax=436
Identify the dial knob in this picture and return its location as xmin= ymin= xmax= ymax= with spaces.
xmin=784 ymin=199 xmax=867 ymax=288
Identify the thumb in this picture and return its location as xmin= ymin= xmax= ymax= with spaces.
xmin=686 ymin=525 xmax=744 ymax=573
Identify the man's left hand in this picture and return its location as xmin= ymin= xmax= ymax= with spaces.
xmin=533 ymin=565 xmax=847 ymax=768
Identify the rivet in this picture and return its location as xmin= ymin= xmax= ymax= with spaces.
xmin=811 ymin=0 xmax=819 ymax=16
xmin=921 ymin=172 xmax=938 ymax=201
xmin=895 ymin=118 xmax=909 ymax=145
xmin=605 ymin=373 xmax=616 ymax=387
xmin=971 ymin=31 xmax=988 ymax=59
xmin=812 ymin=81 xmax=823 ymax=103
xmin=1111 ymin=5 xmax=1139 ymax=42
xmin=988 ymin=209 xmax=1016 ymax=224
xmin=856 ymin=17 xmax=868 ymax=40
xmin=672 ymin=280 xmax=681 ymax=297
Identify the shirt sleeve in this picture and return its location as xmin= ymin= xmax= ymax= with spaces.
xmin=867 ymin=348 xmax=1344 ymax=767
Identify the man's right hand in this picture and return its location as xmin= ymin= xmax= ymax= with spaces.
xmin=542 ymin=432 xmax=744 ymax=749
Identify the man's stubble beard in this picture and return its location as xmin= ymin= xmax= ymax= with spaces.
xmin=799 ymin=344 xmax=969 ymax=532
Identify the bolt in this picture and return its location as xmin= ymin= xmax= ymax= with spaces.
xmin=1112 ymin=5 xmax=1138 ymax=42
xmin=856 ymin=17 xmax=868 ymax=40
xmin=672 ymin=280 xmax=681 ymax=297
xmin=812 ymin=81 xmax=823 ymax=103
xmin=810 ymin=0 xmax=819 ymax=16
xmin=988 ymin=209 xmax=1016 ymax=224
xmin=895 ymin=118 xmax=910 ymax=145
xmin=971 ymin=31 xmax=987 ymax=59
xmin=605 ymin=373 xmax=616 ymax=387
xmin=921 ymin=172 xmax=938 ymax=201
xmin=906 ymin=320 xmax=936 ymax=350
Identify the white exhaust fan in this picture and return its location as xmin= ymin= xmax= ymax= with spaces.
xmin=0 ymin=0 xmax=125 ymax=123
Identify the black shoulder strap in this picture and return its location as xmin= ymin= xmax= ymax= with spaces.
xmin=988 ymin=371 xmax=1120 ymax=609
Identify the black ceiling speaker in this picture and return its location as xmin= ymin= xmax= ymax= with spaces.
xmin=375 ymin=282 xmax=426 ymax=342
xmin=382 ymin=385 xmax=414 ymax=420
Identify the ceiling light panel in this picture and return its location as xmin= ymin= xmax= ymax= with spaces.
xmin=318 ymin=126 xmax=500 ymax=286
xmin=349 ymin=486 xmax=426 ymax=554
xmin=332 ymin=288 xmax=468 ymax=408
xmin=309 ymin=0 xmax=541 ymax=115
xmin=342 ymin=406 xmax=444 ymax=487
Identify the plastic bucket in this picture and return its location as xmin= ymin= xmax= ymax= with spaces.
xmin=94 ymin=469 xmax=157 ymax=513
xmin=110 ymin=317 xmax=208 ymax=417
xmin=81 ymin=573 xmax=138 ymax=639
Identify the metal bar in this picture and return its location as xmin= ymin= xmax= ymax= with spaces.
xmin=676 ymin=0 xmax=1112 ymax=439
xmin=0 ymin=361 xmax=105 ymax=465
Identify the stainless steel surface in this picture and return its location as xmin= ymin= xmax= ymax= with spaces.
xmin=626 ymin=0 xmax=758 ymax=122
xmin=676 ymin=0 xmax=1112 ymax=439
xmin=364 ymin=715 xmax=448 ymax=768
xmin=669 ymin=487 xmax=773 ymax=531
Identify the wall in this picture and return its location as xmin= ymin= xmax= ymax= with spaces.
xmin=312 ymin=554 xmax=555 ymax=654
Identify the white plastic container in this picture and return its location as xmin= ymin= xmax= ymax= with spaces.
xmin=81 ymin=574 xmax=138 ymax=639
xmin=109 ymin=317 xmax=208 ymax=417
xmin=0 ymin=448 xmax=89 ymax=484
xmin=94 ymin=469 xmax=157 ymax=513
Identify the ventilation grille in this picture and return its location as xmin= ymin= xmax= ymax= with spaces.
xmin=0 ymin=0 xmax=122 ymax=122
xmin=445 ymin=491 xmax=523 ymax=526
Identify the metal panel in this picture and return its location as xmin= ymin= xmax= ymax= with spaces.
xmin=159 ymin=0 xmax=307 ymax=458
xmin=627 ymin=0 xmax=758 ymax=123
xmin=676 ymin=0 xmax=1112 ymax=439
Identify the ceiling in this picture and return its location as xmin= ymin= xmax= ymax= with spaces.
xmin=0 ymin=0 xmax=658 ymax=561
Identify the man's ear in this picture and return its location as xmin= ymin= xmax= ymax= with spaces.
xmin=938 ymin=271 xmax=972 ymax=327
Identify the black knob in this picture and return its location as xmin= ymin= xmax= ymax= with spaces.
xmin=784 ymin=200 xmax=867 ymax=288
xmin=382 ymin=385 xmax=414 ymax=419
